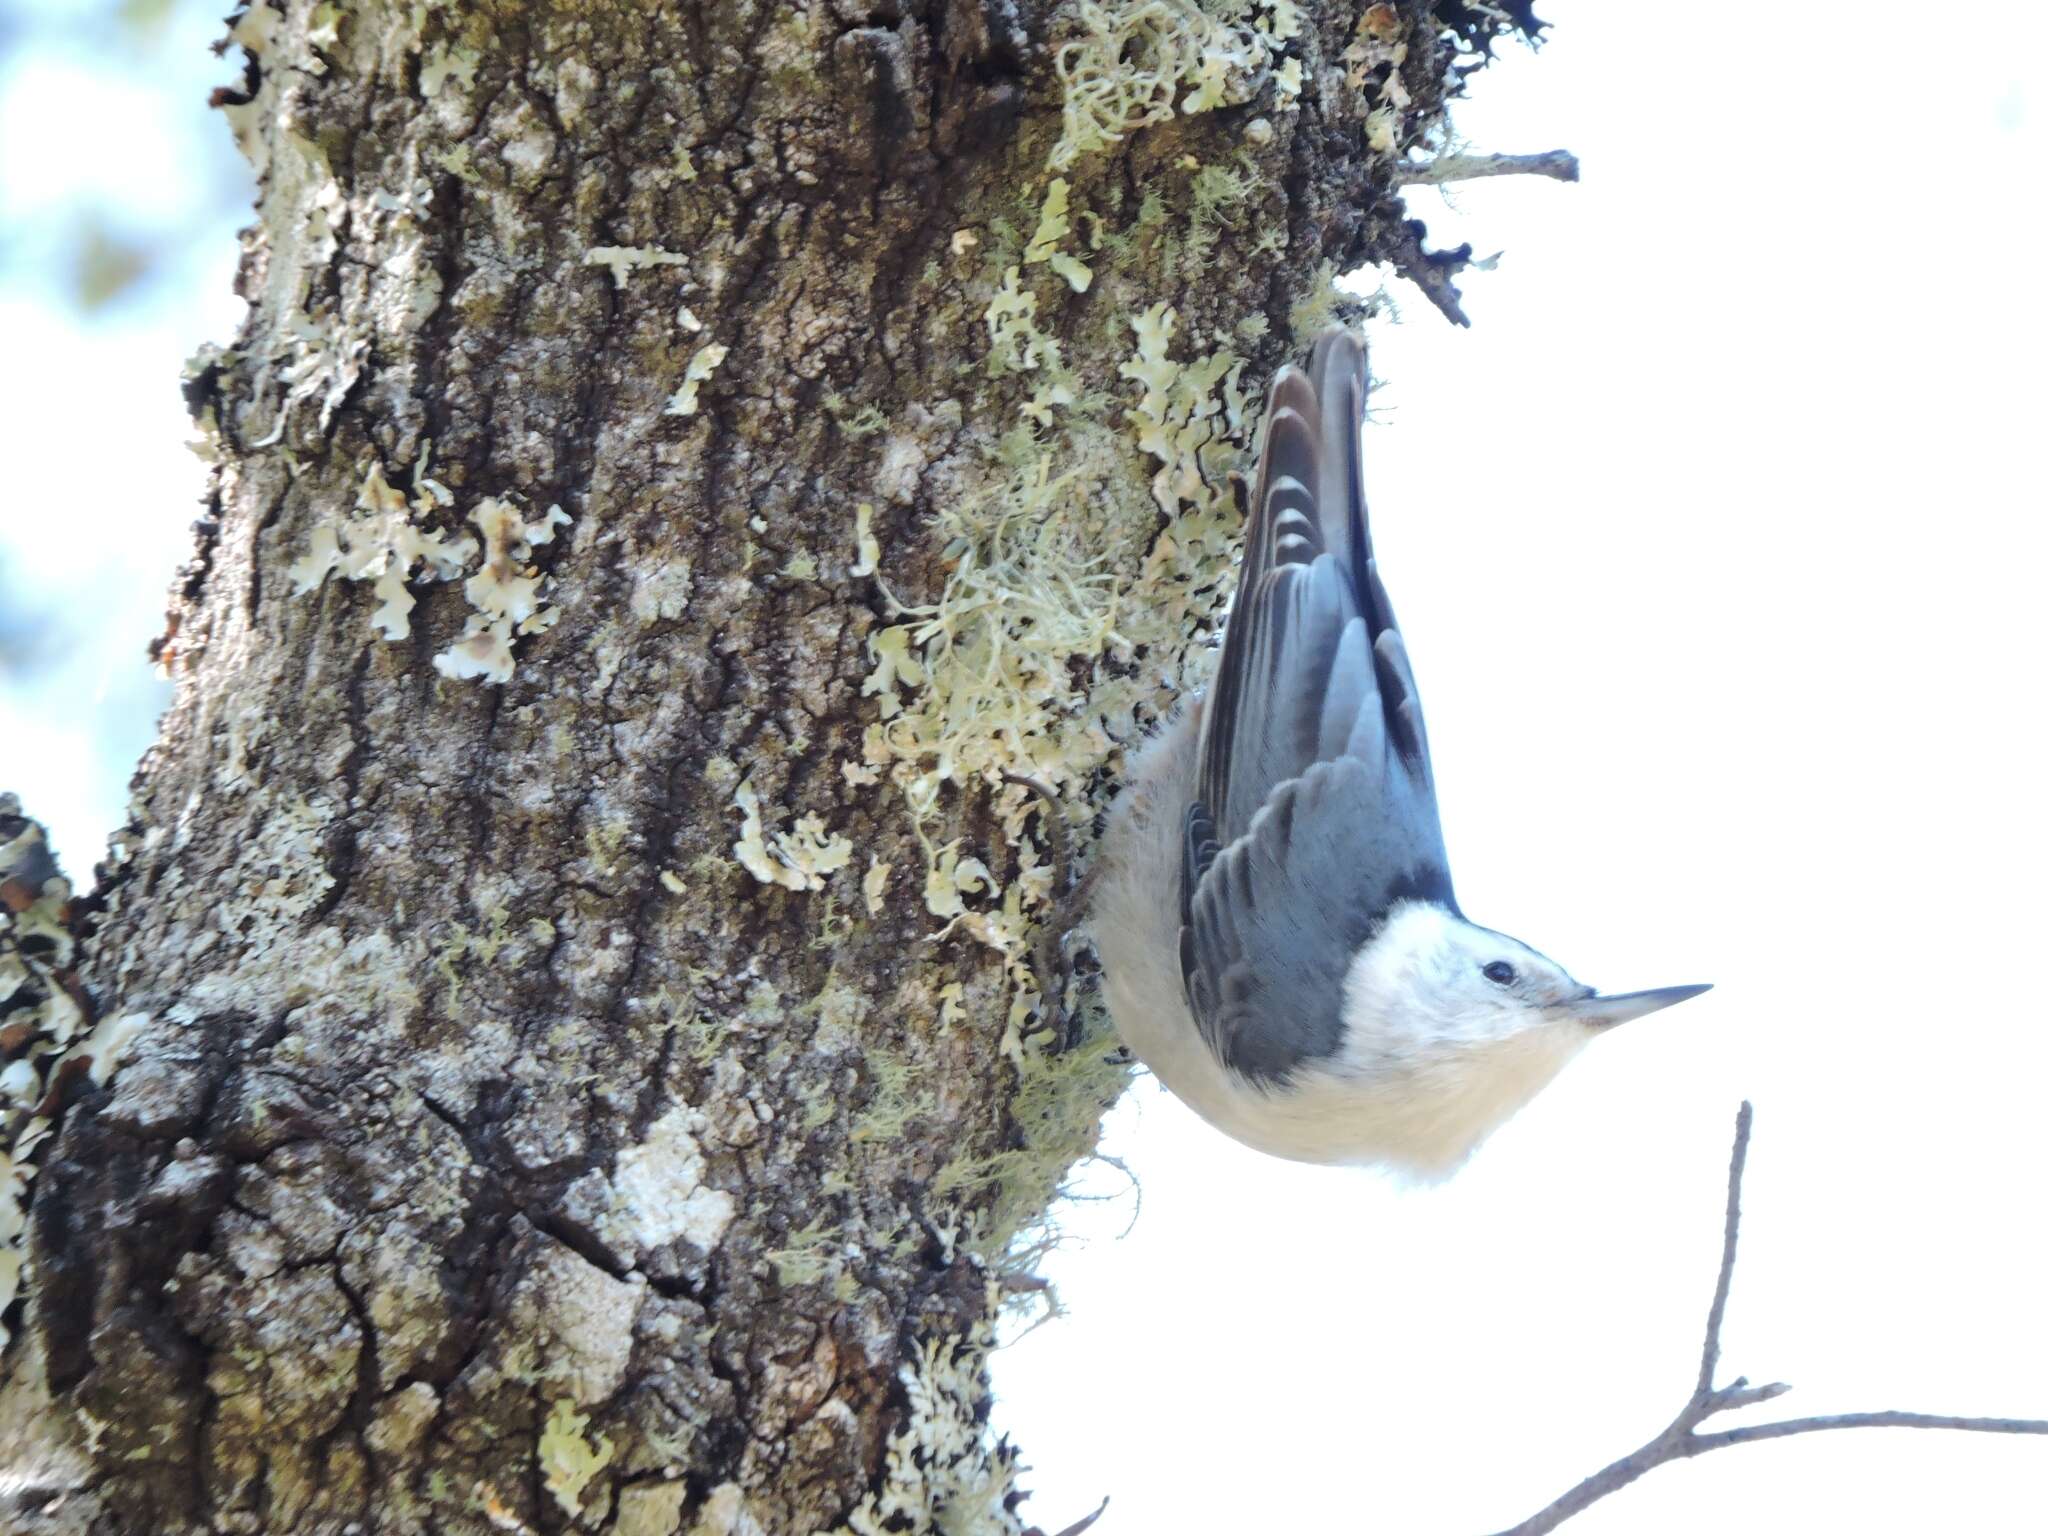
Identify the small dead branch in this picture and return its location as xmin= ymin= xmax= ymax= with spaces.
xmin=1390 ymin=220 xmax=1476 ymax=328
xmin=1028 ymin=1496 xmax=1109 ymax=1536
xmin=1394 ymin=150 xmax=1580 ymax=186
xmin=1490 ymin=1102 xmax=2048 ymax=1536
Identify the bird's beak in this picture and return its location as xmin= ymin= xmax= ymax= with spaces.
xmin=1565 ymin=983 xmax=1712 ymax=1030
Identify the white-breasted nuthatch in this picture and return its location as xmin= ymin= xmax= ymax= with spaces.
xmin=1090 ymin=329 xmax=1707 ymax=1176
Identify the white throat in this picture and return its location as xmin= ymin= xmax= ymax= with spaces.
xmin=1307 ymin=902 xmax=1594 ymax=1175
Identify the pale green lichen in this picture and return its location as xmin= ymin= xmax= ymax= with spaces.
xmin=1288 ymin=258 xmax=1351 ymax=339
xmin=419 ymin=39 xmax=480 ymax=97
xmin=290 ymin=456 xmax=571 ymax=685
xmin=766 ymin=1217 xmax=841 ymax=1287
xmin=731 ymin=781 xmax=854 ymax=893
xmin=850 ymin=1051 xmax=925 ymax=1146
xmin=432 ymin=498 xmax=573 ymax=684
xmin=434 ymin=902 xmax=514 ymax=1002
xmin=538 ymin=1399 xmax=615 ymax=1520
xmin=582 ymin=245 xmax=689 ymax=285
xmin=839 ymin=1289 xmax=1024 ymax=1536
xmin=841 ymin=278 xmax=1261 ymax=1289
xmin=858 ymin=298 xmax=1251 ymax=1043
xmin=217 ymin=793 xmax=339 ymax=952
xmin=982 ymin=269 xmax=1056 ymax=377
xmin=922 ymin=843 xmax=995 ymax=922
xmin=929 ymin=1006 xmax=1130 ymax=1259
xmin=1048 ymin=0 xmax=1303 ymax=171
xmin=1119 ymin=302 xmax=1251 ymax=516
xmin=850 ymin=501 xmax=881 ymax=577
xmin=289 ymin=459 xmax=472 ymax=639
xmin=653 ymin=990 xmax=728 ymax=1067
xmin=862 ymin=857 xmax=892 ymax=915
xmin=664 ymin=342 xmax=730 ymax=418
xmin=1022 ymin=178 xmax=1092 ymax=293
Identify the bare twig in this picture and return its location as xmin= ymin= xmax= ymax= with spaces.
xmin=1391 ymin=219 xmax=1474 ymax=328
xmin=1394 ymin=150 xmax=1580 ymax=186
xmin=1029 ymin=1496 xmax=1109 ymax=1536
xmin=1490 ymin=1102 xmax=2048 ymax=1536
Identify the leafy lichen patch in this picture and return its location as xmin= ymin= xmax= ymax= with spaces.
xmin=845 ymin=244 xmax=1262 ymax=1283
xmin=1048 ymin=0 xmax=1303 ymax=171
xmin=838 ymin=1283 xmax=1023 ymax=1536
xmin=289 ymin=459 xmax=473 ymax=641
xmin=731 ymin=781 xmax=855 ymax=893
xmin=290 ymin=457 xmax=571 ymax=684
xmin=583 ymin=245 xmax=689 ymax=285
xmin=434 ymin=497 xmax=572 ymax=684
xmin=540 ymin=1398 xmax=617 ymax=1520
xmin=1022 ymin=178 xmax=1092 ymax=293
xmin=665 ymin=342 xmax=731 ymax=418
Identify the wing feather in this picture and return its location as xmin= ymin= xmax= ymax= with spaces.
xmin=1179 ymin=330 xmax=1455 ymax=1084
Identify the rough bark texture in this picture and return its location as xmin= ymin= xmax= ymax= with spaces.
xmin=2 ymin=1 xmax=1532 ymax=1532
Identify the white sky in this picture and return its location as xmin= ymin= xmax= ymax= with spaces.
xmin=3 ymin=3 xmax=2044 ymax=1533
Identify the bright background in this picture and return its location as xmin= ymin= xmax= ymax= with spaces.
xmin=3 ymin=3 xmax=2044 ymax=1534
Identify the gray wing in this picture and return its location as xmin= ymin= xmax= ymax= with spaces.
xmin=1179 ymin=330 xmax=1455 ymax=1085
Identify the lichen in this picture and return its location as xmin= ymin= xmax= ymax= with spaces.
xmin=862 ymin=858 xmax=892 ymax=915
xmin=664 ymin=342 xmax=730 ymax=418
xmin=0 ymin=802 xmax=155 ymax=1357
xmin=929 ymin=1006 xmax=1130 ymax=1260
xmin=432 ymin=497 xmax=573 ymax=684
xmin=217 ymin=793 xmax=338 ymax=949
xmin=731 ymin=781 xmax=854 ymax=893
xmin=289 ymin=458 xmax=474 ymax=640
xmin=766 ymin=1217 xmax=843 ymax=1288
xmin=837 ymin=1285 xmax=1024 ymax=1536
xmin=608 ymin=1105 xmax=737 ymax=1258
xmin=539 ymin=1399 xmax=615 ymax=1521
xmin=859 ymin=301 xmax=1246 ymax=840
xmin=290 ymin=455 xmax=573 ymax=685
xmin=839 ymin=245 xmax=1260 ymax=1294
xmin=849 ymin=1050 xmax=925 ymax=1146
xmin=922 ymin=844 xmax=995 ymax=922
xmin=1048 ymin=0 xmax=1303 ymax=171
xmin=583 ymin=245 xmax=689 ymax=285
xmin=982 ymin=269 xmax=1057 ymax=378
xmin=1119 ymin=301 xmax=1250 ymax=516
xmin=850 ymin=501 xmax=880 ymax=578
xmin=1021 ymin=178 xmax=1092 ymax=293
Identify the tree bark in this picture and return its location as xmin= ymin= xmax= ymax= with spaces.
xmin=2 ymin=2 xmax=1533 ymax=1531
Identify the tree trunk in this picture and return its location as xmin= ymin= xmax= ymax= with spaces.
xmin=2 ymin=2 xmax=1530 ymax=1531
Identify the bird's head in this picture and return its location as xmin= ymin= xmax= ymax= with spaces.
xmin=1340 ymin=900 xmax=1710 ymax=1062
xmin=1321 ymin=901 xmax=1709 ymax=1174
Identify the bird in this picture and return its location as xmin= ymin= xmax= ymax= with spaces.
xmin=1087 ymin=328 xmax=1708 ymax=1176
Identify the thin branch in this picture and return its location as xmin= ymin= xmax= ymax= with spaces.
xmin=1693 ymin=1100 xmax=1751 ymax=1399
xmin=1029 ymin=1496 xmax=1109 ymax=1536
xmin=1489 ymin=1102 xmax=2048 ymax=1536
xmin=1393 ymin=150 xmax=1581 ymax=186
xmin=1699 ymin=1412 xmax=2048 ymax=1452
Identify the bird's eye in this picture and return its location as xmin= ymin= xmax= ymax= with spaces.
xmin=1482 ymin=961 xmax=1517 ymax=986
